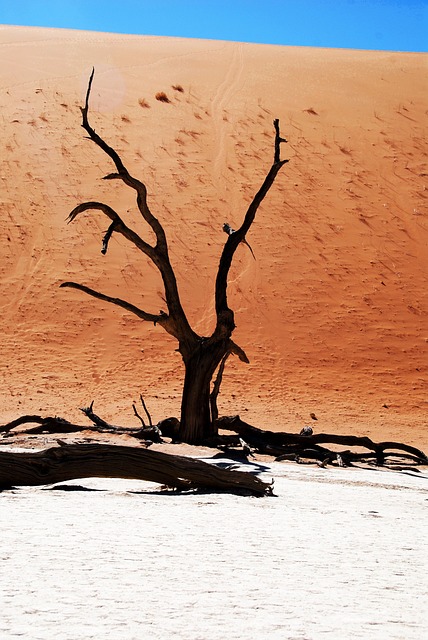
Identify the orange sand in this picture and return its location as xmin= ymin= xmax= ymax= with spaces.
xmin=0 ymin=26 xmax=427 ymax=448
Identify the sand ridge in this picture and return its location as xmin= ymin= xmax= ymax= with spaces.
xmin=0 ymin=26 xmax=427 ymax=448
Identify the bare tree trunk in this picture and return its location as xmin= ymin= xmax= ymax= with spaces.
xmin=180 ymin=340 xmax=229 ymax=443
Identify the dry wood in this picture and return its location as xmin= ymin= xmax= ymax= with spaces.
xmin=0 ymin=444 xmax=273 ymax=495
xmin=209 ymin=352 xmax=230 ymax=424
xmin=217 ymin=415 xmax=428 ymax=467
xmin=214 ymin=120 xmax=288 ymax=339
xmin=0 ymin=414 xmax=154 ymax=442
xmin=61 ymin=68 xmax=197 ymax=348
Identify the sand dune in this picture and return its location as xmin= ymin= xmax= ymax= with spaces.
xmin=0 ymin=26 xmax=427 ymax=447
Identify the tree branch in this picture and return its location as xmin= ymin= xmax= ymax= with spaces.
xmin=67 ymin=202 xmax=155 ymax=258
xmin=0 ymin=444 xmax=273 ymax=495
xmin=81 ymin=68 xmax=167 ymax=252
xmin=59 ymin=281 xmax=169 ymax=327
xmin=215 ymin=119 xmax=288 ymax=336
xmin=274 ymin=118 xmax=287 ymax=163
xmin=101 ymin=218 xmax=119 ymax=255
xmin=133 ymin=403 xmax=146 ymax=427
xmin=210 ymin=352 xmax=230 ymax=424
xmin=0 ymin=415 xmax=53 ymax=434
xmin=218 ymin=416 xmax=428 ymax=466
xmin=80 ymin=400 xmax=111 ymax=428
xmin=72 ymin=70 xmax=197 ymax=348
xmin=139 ymin=394 xmax=153 ymax=427
xmin=229 ymin=340 xmax=250 ymax=363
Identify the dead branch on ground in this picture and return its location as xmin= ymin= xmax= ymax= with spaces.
xmin=0 ymin=404 xmax=161 ymax=443
xmin=217 ymin=415 xmax=428 ymax=468
xmin=0 ymin=444 xmax=273 ymax=495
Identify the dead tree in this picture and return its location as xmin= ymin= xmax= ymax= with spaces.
xmin=61 ymin=69 xmax=288 ymax=444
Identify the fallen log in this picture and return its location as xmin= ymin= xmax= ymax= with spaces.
xmin=0 ymin=443 xmax=273 ymax=496
xmin=217 ymin=415 xmax=428 ymax=467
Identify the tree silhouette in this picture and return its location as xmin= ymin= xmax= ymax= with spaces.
xmin=61 ymin=69 xmax=288 ymax=444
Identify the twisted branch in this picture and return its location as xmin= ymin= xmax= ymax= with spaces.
xmin=67 ymin=202 xmax=155 ymax=258
xmin=81 ymin=68 xmax=167 ymax=252
xmin=62 ymin=69 xmax=197 ymax=347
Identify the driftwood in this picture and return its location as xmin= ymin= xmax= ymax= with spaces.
xmin=0 ymin=444 xmax=272 ymax=495
xmin=132 ymin=394 xmax=154 ymax=428
xmin=217 ymin=415 xmax=428 ymax=468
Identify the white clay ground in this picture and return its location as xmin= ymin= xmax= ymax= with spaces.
xmin=0 ymin=459 xmax=427 ymax=640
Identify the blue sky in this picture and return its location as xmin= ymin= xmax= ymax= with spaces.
xmin=1 ymin=1 xmax=427 ymax=52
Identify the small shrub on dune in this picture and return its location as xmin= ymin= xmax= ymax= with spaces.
xmin=155 ymin=92 xmax=171 ymax=103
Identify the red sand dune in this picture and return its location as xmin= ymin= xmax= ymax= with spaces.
xmin=0 ymin=26 xmax=427 ymax=448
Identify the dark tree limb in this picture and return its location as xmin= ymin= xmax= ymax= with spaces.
xmin=67 ymin=202 xmax=156 ymax=260
xmin=81 ymin=69 xmax=168 ymax=253
xmin=139 ymin=394 xmax=153 ymax=427
xmin=59 ymin=281 xmax=168 ymax=327
xmin=101 ymin=218 xmax=119 ymax=255
xmin=79 ymin=401 xmax=160 ymax=442
xmin=0 ymin=413 xmax=164 ymax=444
xmin=209 ymin=340 xmax=249 ymax=424
xmin=223 ymin=223 xmax=256 ymax=259
xmin=217 ymin=416 xmax=428 ymax=467
xmin=0 ymin=415 xmax=77 ymax=435
xmin=63 ymin=69 xmax=198 ymax=353
xmin=133 ymin=403 xmax=146 ymax=427
xmin=133 ymin=396 xmax=160 ymax=441
xmin=274 ymin=118 xmax=287 ymax=163
xmin=214 ymin=119 xmax=289 ymax=338
xmin=80 ymin=401 xmax=111 ymax=428
xmin=210 ymin=352 xmax=230 ymax=424
xmin=229 ymin=340 xmax=250 ymax=363
xmin=0 ymin=444 xmax=273 ymax=495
